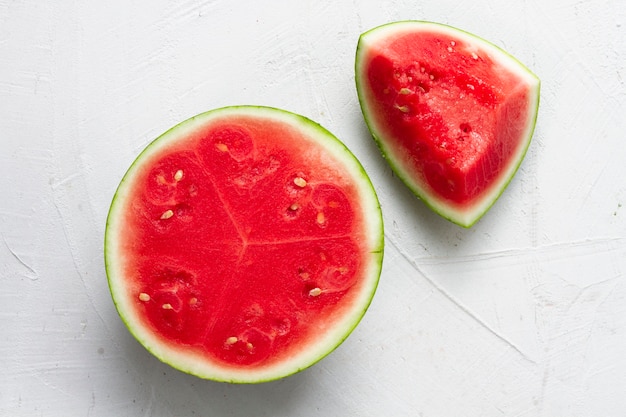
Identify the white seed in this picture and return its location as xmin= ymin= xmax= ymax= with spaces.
xmin=246 ymin=342 xmax=254 ymax=350
xmin=450 ymin=40 xmax=456 ymax=46
xmin=447 ymin=46 xmax=453 ymax=52
xmin=309 ymin=287 xmax=322 ymax=297
xmin=293 ymin=177 xmax=307 ymax=188
xmin=138 ymin=293 xmax=150 ymax=302
xmin=399 ymin=88 xmax=413 ymax=95
xmin=429 ymin=74 xmax=435 ymax=80
xmin=467 ymin=84 xmax=475 ymax=90
xmin=225 ymin=336 xmax=238 ymax=345
xmin=160 ymin=209 xmax=174 ymax=220
xmin=174 ymin=169 xmax=183 ymax=181
xmin=289 ymin=203 xmax=299 ymax=211
xmin=472 ymin=52 xmax=479 ymax=60
xmin=162 ymin=303 xmax=173 ymax=310
xmin=216 ymin=143 xmax=228 ymax=152
xmin=316 ymin=212 xmax=325 ymax=224
xmin=189 ymin=297 xmax=197 ymax=305
xmin=396 ymin=105 xmax=410 ymax=113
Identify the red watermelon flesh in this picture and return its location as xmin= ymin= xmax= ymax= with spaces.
xmin=105 ymin=107 xmax=383 ymax=383
xmin=356 ymin=21 xmax=540 ymax=227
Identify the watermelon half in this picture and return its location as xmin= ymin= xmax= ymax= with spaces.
xmin=355 ymin=21 xmax=540 ymax=227
xmin=104 ymin=106 xmax=383 ymax=383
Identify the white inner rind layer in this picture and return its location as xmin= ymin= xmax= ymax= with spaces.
xmin=104 ymin=106 xmax=384 ymax=383
xmin=356 ymin=21 xmax=541 ymax=228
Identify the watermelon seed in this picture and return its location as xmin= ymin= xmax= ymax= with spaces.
xmin=395 ymin=104 xmax=410 ymax=113
xmin=139 ymin=293 xmax=151 ymax=302
xmin=285 ymin=205 xmax=299 ymax=220
xmin=316 ymin=212 xmax=326 ymax=225
xmin=216 ymin=143 xmax=229 ymax=152
xmin=447 ymin=46 xmax=453 ymax=52
xmin=429 ymin=74 xmax=435 ymax=80
xmin=160 ymin=209 xmax=174 ymax=220
xmin=309 ymin=287 xmax=322 ymax=297
xmin=246 ymin=342 xmax=254 ymax=351
xmin=174 ymin=169 xmax=184 ymax=181
xmin=471 ymin=52 xmax=479 ymax=60
xmin=162 ymin=303 xmax=173 ymax=310
xmin=189 ymin=297 xmax=197 ymax=305
xmin=225 ymin=336 xmax=238 ymax=345
xmin=467 ymin=84 xmax=475 ymax=90
xmin=399 ymin=88 xmax=413 ymax=95
xmin=293 ymin=177 xmax=307 ymax=188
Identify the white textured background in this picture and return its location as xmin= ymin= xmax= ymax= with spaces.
xmin=2 ymin=1 xmax=626 ymax=416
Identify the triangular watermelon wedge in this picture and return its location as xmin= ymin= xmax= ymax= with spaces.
xmin=356 ymin=21 xmax=540 ymax=227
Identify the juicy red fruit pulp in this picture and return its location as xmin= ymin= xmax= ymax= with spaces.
xmin=365 ymin=30 xmax=532 ymax=206
xmin=120 ymin=116 xmax=369 ymax=368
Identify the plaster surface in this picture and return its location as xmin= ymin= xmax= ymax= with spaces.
xmin=2 ymin=1 xmax=626 ymax=415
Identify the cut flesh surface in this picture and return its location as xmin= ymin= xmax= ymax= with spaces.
xmin=105 ymin=106 xmax=383 ymax=383
xmin=356 ymin=21 xmax=540 ymax=227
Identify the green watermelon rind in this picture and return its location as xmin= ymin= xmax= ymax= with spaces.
xmin=355 ymin=20 xmax=541 ymax=228
xmin=104 ymin=105 xmax=384 ymax=383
